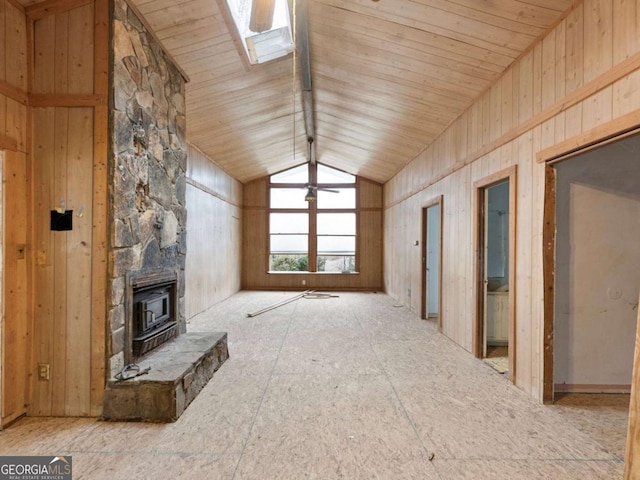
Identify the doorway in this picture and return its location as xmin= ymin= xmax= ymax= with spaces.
xmin=550 ymin=135 xmax=640 ymax=399
xmin=475 ymin=167 xmax=516 ymax=381
xmin=0 ymin=150 xmax=3 ymax=425
xmin=421 ymin=197 xmax=443 ymax=331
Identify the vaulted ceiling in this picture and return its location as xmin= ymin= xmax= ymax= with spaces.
xmin=53 ymin=0 xmax=583 ymax=183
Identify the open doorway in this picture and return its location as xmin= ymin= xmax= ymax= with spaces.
xmin=475 ymin=167 xmax=516 ymax=381
xmin=421 ymin=196 xmax=443 ymax=331
xmin=551 ymin=135 xmax=640 ymax=399
xmin=0 ymin=150 xmax=4 ymax=424
xmin=540 ymin=132 xmax=640 ymax=461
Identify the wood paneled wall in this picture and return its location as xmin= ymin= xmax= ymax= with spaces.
xmin=242 ymin=175 xmax=383 ymax=291
xmin=28 ymin=0 xmax=108 ymax=417
xmin=185 ymin=144 xmax=243 ymax=319
xmin=1 ymin=0 xmax=29 ymax=426
xmin=383 ymin=0 xmax=640 ymax=401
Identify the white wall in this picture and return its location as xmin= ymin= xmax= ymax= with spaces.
xmin=554 ymin=136 xmax=640 ymax=390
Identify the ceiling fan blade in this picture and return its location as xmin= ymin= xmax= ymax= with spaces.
xmin=317 ymin=187 xmax=340 ymax=193
xmin=250 ymin=0 xmax=276 ymax=33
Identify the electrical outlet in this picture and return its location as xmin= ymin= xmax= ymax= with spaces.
xmin=38 ymin=363 xmax=50 ymax=381
xmin=302 ymin=279 xmax=306 ymax=286
xmin=407 ymin=288 xmax=412 ymax=298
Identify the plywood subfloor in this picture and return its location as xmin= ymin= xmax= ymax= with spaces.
xmin=550 ymin=393 xmax=630 ymax=460
xmin=0 ymin=292 xmax=624 ymax=478
xmin=484 ymin=345 xmax=509 ymax=375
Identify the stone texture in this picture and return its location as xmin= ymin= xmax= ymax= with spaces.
xmin=111 ymin=246 xmax=142 ymax=278
xmin=111 ymin=277 xmax=125 ymax=306
xmin=109 ymin=304 xmax=125 ymax=332
xmin=102 ymin=333 xmax=229 ymax=422
xmin=159 ymin=210 xmax=178 ymax=248
xmin=111 ymin=327 xmax=126 ymax=356
xmin=113 ymin=218 xmax=137 ymax=247
xmin=108 ymin=0 xmax=187 ymax=371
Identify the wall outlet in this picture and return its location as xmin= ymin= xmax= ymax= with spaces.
xmin=302 ymin=279 xmax=306 ymax=286
xmin=37 ymin=363 xmax=50 ymax=381
xmin=407 ymin=288 xmax=411 ymax=298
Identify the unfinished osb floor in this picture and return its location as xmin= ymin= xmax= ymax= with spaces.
xmin=0 ymin=292 xmax=625 ymax=479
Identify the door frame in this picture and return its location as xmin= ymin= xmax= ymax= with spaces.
xmin=421 ymin=195 xmax=443 ymax=332
xmin=538 ymin=118 xmax=640 ymax=402
xmin=473 ymin=166 xmax=517 ymax=384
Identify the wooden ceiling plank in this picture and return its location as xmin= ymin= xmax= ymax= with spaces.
xmin=315 ymin=0 xmax=528 ymax=57
xmin=410 ymin=0 xmax=565 ymax=32
xmin=311 ymin=18 xmax=504 ymax=81
xmin=309 ymin=1 xmax=514 ymax=70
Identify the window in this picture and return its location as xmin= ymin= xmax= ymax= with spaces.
xmin=269 ymin=163 xmax=357 ymax=272
xmin=225 ymin=0 xmax=293 ymax=65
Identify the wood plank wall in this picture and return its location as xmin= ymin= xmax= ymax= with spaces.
xmin=28 ymin=0 xmax=108 ymax=417
xmin=242 ymin=175 xmax=383 ymax=291
xmin=383 ymin=0 xmax=640 ymax=401
xmin=0 ymin=0 xmax=29 ymax=426
xmin=185 ymin=143 xmax=243 ymax=319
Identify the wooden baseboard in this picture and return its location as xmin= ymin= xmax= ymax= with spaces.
xmin=555 ymin=383 xmax=631 ymax=394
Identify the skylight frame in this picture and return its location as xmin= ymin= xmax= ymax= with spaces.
xmin=225 ymin=0 xmax=294 ymax=65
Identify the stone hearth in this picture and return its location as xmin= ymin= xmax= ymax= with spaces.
xmin=102 ymin=332 xmax=228 ymax=422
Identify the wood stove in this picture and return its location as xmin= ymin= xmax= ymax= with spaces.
xmin=127 ymin=270 xmax=179 ymax=361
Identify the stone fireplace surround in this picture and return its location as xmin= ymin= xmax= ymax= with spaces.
xmin=103 ymin=0 xmax=228 ymax=422
xmin=108 ymin=0 xmax=189 ymax=377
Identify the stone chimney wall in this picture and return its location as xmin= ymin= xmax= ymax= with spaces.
xmin=108 ymin=0 xmax=187 ymax=377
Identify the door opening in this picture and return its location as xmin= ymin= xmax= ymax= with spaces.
xmin=0 ymin=150 xmax=4 ymax=424
xmin=421 ymin=197 xmax=442 ymax=331
xmin=550 ymin=135 xmax=640 ymax=400
xmin=475 ymin=167 xmax=516 ymax=382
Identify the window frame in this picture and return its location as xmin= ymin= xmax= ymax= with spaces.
xmin=268 ymin=163 xmax=359 ymax=273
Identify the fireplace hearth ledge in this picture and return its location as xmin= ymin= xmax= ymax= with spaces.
xmin=102 ymin=331 xmax=228 ymax=422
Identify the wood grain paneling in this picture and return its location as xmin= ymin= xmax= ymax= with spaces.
xmin=31 ymin=107 xmax=94 ymax=416
xmin=2 ymin=150 xmax=29 ymax=425
xmin=625 ymin=293 xmax=640 ymax=479
xmin=384 ymin=0 xmax=640 ymax=401
xmin=185 ymin=144 xmax=242 ymax=320
xmin=27 ymin=0 xmax=103 ymax=417
xmin=1 ymin=0 xmax=29 ymax=427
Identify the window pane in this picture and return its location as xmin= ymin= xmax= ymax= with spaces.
xmin=317 ymin=164 xmax=355 ymax=184
xmin=270 ymin=255 xmax=309 ymax=271
xmin=317 ymin=213 xmax=355 ymax=235
xmin=317 ymin=235 xmax=355 ymax=255
xmin=271 ymin=164 xmax=308 ymax=184
xmin=317 ymin=188 xmax=355 ymax=209
xmin=270 ymin=234 xmax=308 ymax=253
xmin=271 ymin=188 xmax=308 ymax=209
xmin=318 ymin=255 xmax=355 ymax=273
xmin=270 ymin=213 xmax=308 ymax=233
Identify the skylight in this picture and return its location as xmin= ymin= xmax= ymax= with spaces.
xmin=225 ymin=0 xmax=294 ymax=65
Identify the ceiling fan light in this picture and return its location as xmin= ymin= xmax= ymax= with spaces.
xmin=305 ymin=187 xmax=316 ymax=202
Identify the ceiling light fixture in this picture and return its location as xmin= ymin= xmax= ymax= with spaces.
xmin=305 ymin=187 xmax=316 ymax=202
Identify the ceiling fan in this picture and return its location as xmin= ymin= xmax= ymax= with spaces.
xmin=304 ymin=184 xmax=339 ymax=202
